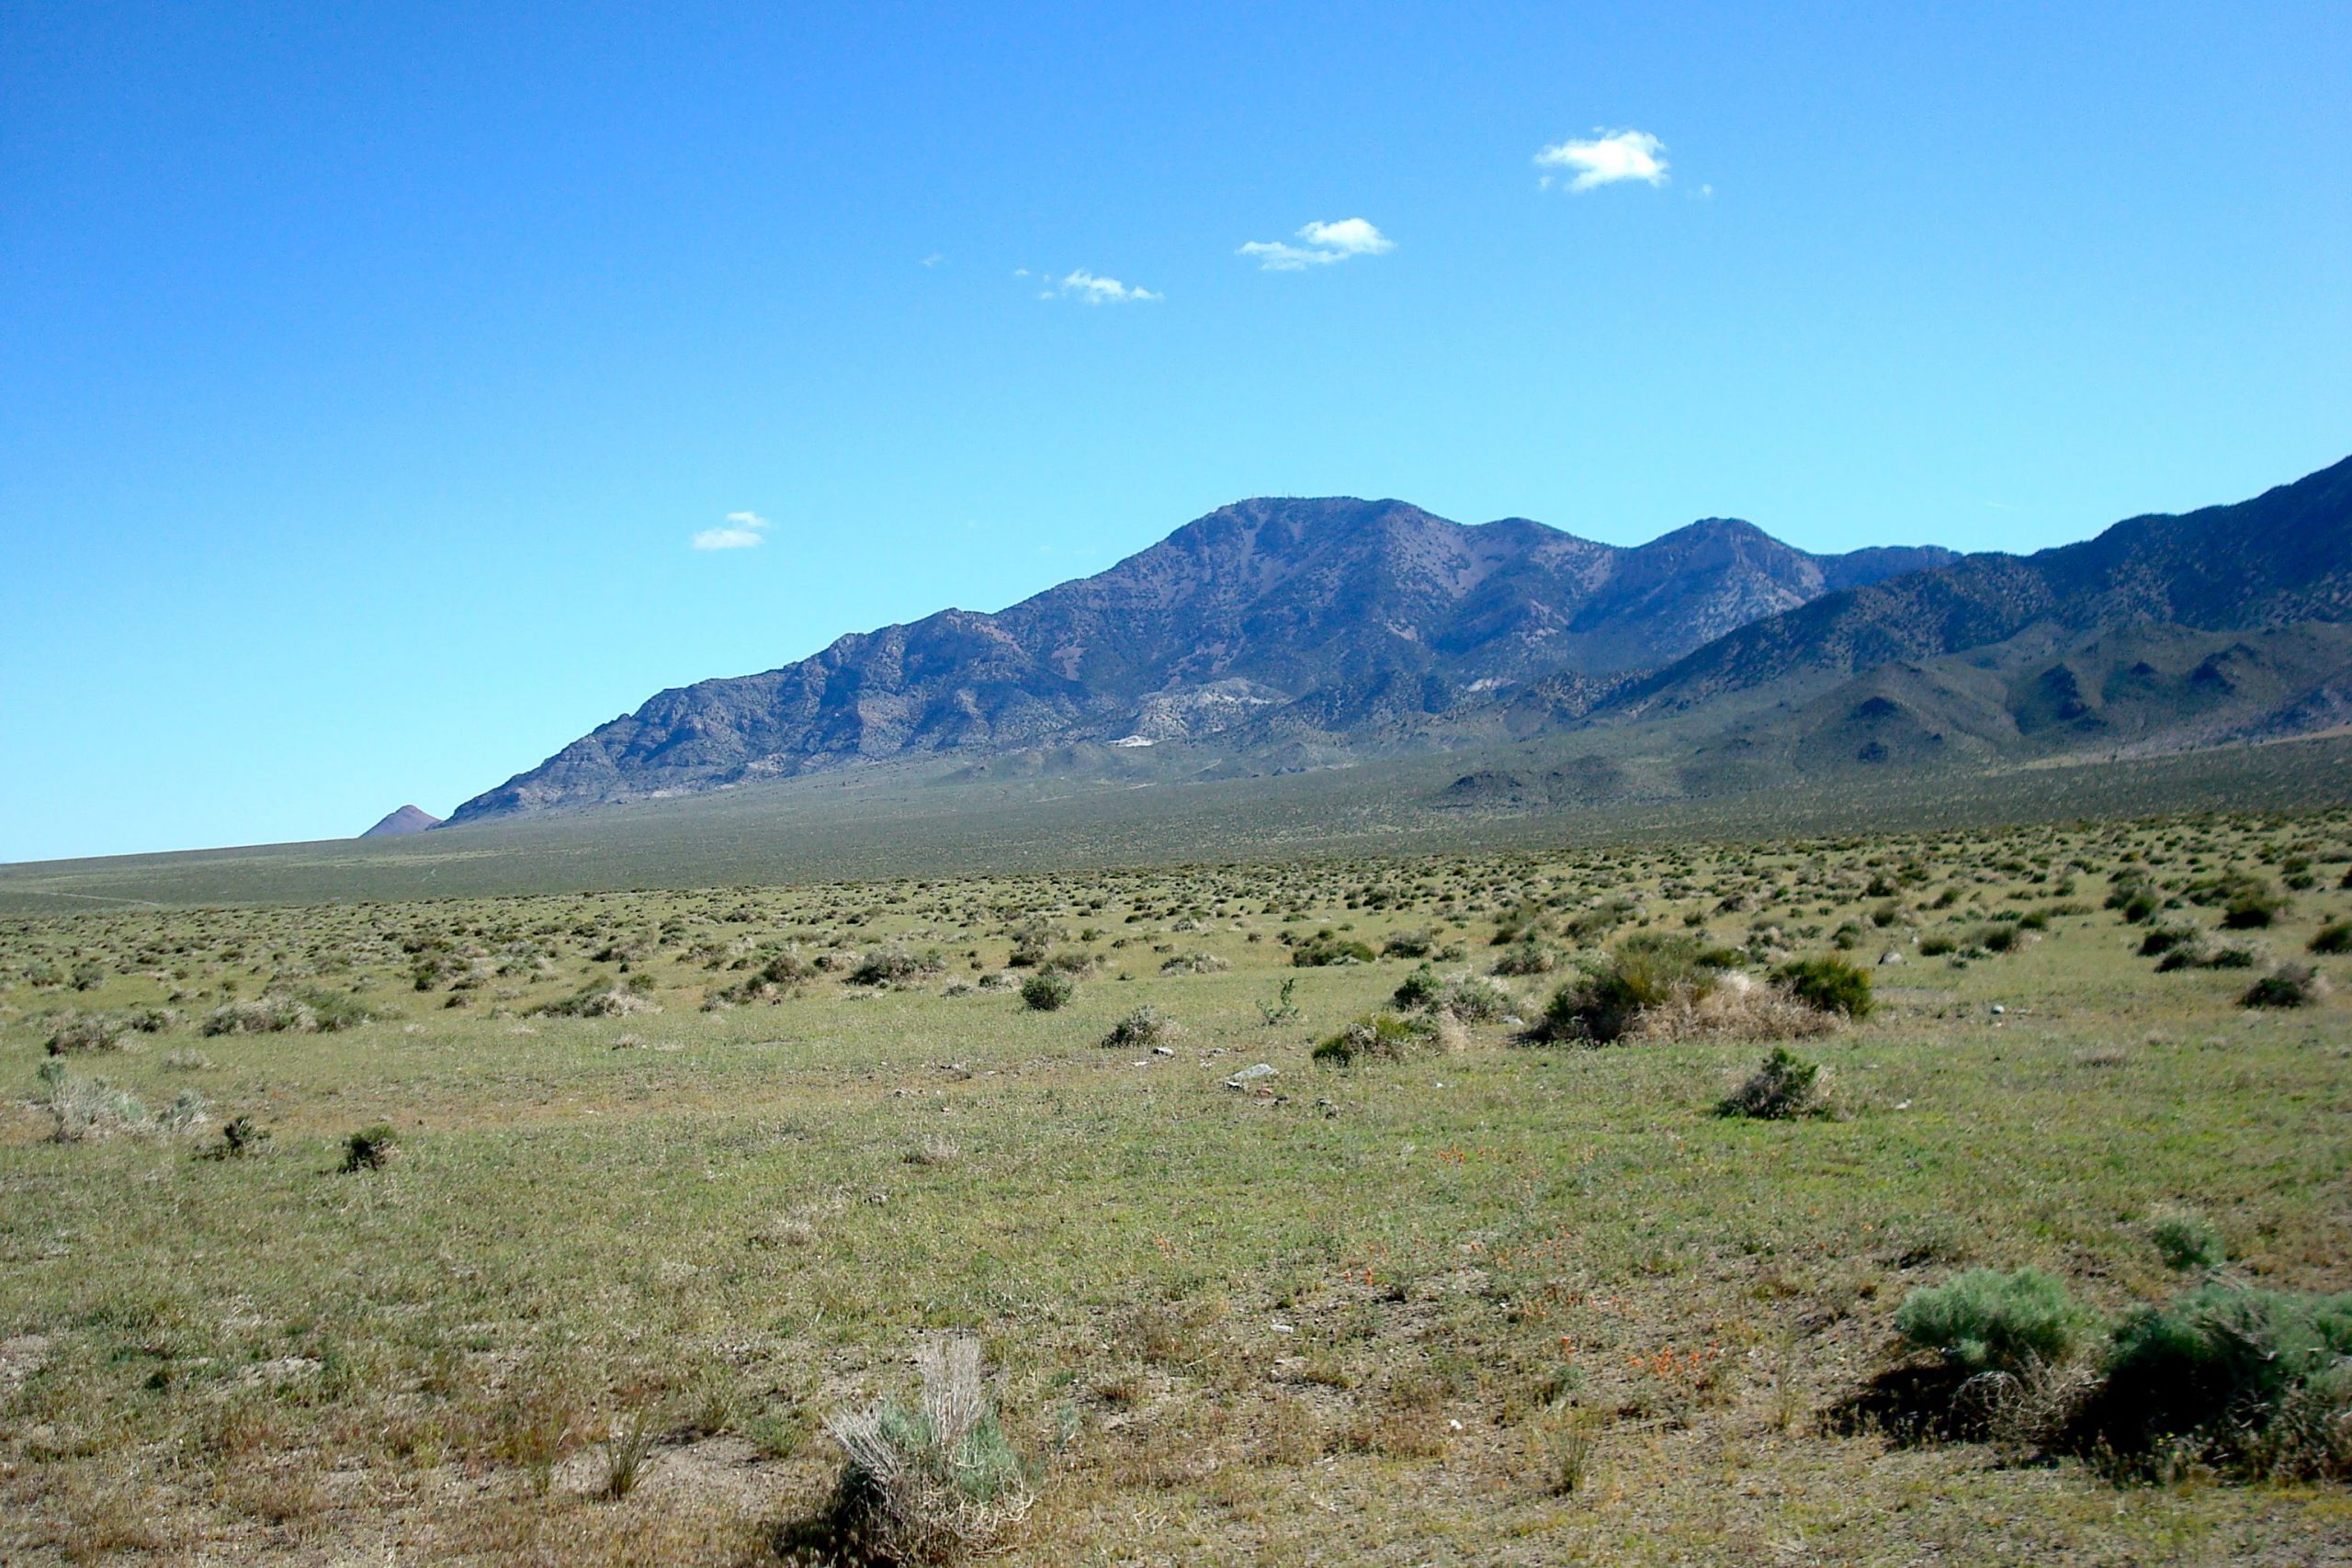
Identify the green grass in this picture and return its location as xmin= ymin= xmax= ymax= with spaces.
xmin=1 ymin=807 xmax=2349 ymax=1562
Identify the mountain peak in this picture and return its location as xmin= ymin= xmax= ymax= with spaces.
xmin=360 ymin=805 xmax=441 ymax=839
xmin=445 ymin=491 xmax=1964 ymax=824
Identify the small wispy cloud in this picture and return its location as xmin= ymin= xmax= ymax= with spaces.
xmin=921 ymin=253 xmax=945 ymax=267
xmin=1238 ymin=217 xmax=1395 ymax=271
xmin=1535 ymin=129 xmax=1669 ymax=192
xmin=692 ymin=509 xmax=772 ymax=551
xmin=1046 ymin=268 xmax=1160 ymax=304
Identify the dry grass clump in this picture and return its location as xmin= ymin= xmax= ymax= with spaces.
xmin=535 ymin=982 xmax=660 ymax=1019
xmin=1532 ymin=1404 xmax=1604 ymax=1495
xmin=44 ymin=1010 xmax=170 ymax=1054
xmin=37 ymin=1060 xmax=205 ymax=1144
xmin=905 ymin=1134 xmax=962 ymax=1168
xmin=1529 ymin=933 xmax=1736 ymax=1043
xmin=1634 ymin=971 xmax=1843 ymax=1043
xmin=849 ymin=946 xmax=947 ymax=987
xmin=808 ymin=1337 xmax=1032 ymax=1565
xmin=202 ymin=990 xmax=369 ymax=1035
xmin=1393 ymin=965 xmax=1513 ymax=1021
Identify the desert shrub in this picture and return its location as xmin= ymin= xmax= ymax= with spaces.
xmin=2087 ymin=1285 xmax=2352 ymax=1477
xmin=45 ymin=1012 xmax=127 ymax=1055
xmin=1530 ymin=933 xmax=1730 ymax=1044
xmin=2114 ymin=889 xmax=2162 ymax=924
xmin=1490 ymin=935 xmax=1563 ymax=976
xmin=1717 ymin=1047 xmax=1826 ymax=1120
xmin=1291 ymin=932 xmax=1376 ymax=968
xmin=1561 ymin=896 xmax=1638 ymax=942
xmin=1633 ymin=971 xmax=1840 ymax=1043
xmin=200 ymin=1114 xmax=272 ymax=1161
xmin=1391 ymin=964 xmax=1442 ymax=1010
xmin=1433 ymin=971 xmax=1513 ymax=1022
xmin=2149 ymin=1210 xmax=2226 ymax=1273
xmin=341 ymin=1123 xmax=399 ymax=1172
xmin=1006 ymin=921 xmax=1057 ymax=967
xmin=37 ymin=1061 xmax=142 ymax=1143
xmin=2221 ymin=883 xmax=2289 ymax=930
xmin=1159 ymin=951 xmax=1228 ymax=975
xmin=2138 ymin=924 xmax=2199 ymax=958
xmin=1918 ymin=933 xmax=1957 ymax=957
xmin=202 ymin=995 xmax=314 ymax=1036
xmin=36 ymin=1061 xmax=203 ymax=1144
xmin=1256 ymin=977 xmax=1300 ymax=1025
xmin=1381 ymin=928 xmax=1437 ymax=959
xmin=1489 ymin=903 xmax=1549 ymax=945
xmin=1772 ymin=955 xmax=1874 ymax=1019
xmin=160 ymin=1088 xmax=207 ymax=1135
xmin=1020 ymin=971 xmax=1073 ymax=1011
xmin=1101 ymin=1006 xmax=1174 ymax=1051
xmin=817 ymin=1337 xmax=1032 ymax=1564
xmin=2311 ymin=919 xmax=2352 ymax=955
xmin=295 ymin=987 xmax=372 ymax=1032
xmin=1313 ymin=1011 xmax=1450 ymax=1066
xmin=2241 ymin=962 xmax=2327 ymax=1010
xmin=198 ymin=988 xmax=369 ymax=1036
xmin=535 ymin=983 xmax=658 ymax=1019
xmin=753 ymin=948 xmax=818 ymax=986
xmin=849 ymin=947 xmax=944 ymax=987
xmin=1976 ymin=923 xmax=2026 ymax=955
xmin=1894 ymin=1268 xmax=2086 ymax=1376
xmin=2156 ymin=936 xmax=2267 ymax=973
xmin=1392 ymin=964 xmax=1505 ymax=1024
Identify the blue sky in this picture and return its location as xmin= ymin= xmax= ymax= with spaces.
xmin=3 ymin=1 xmax=2346 ymax=861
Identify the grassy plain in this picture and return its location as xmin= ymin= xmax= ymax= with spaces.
xmin=2 ymin=809 xmax=2350 ymax=1563
xmin=5 ymin=728 xmax=2351 ymax=913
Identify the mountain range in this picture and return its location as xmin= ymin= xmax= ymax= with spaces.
xmin=447 ymin=454 xmax=2352 ymax=825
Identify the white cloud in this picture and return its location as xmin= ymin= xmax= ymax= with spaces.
xmin=1238 ymin=217 xmax=1394 ymax=271
xmin=692 ymin=510 xmax=773 ymax=551
xmin=1053 ymin=268 xmax=1160 ymax=303
xmin=1534 ymin=129 xmax=1668 ymax=192
xmin=1296 ymin=218 xmax=1393 ymax=256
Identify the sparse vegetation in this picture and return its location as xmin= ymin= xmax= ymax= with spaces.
xmin=1530 ymin=932 xmax=1737 ymax=1043
xmin=0 ymin=806 xmax=2346 ymax=1560
xmin=2242 ymin=961 xmax=2328 ymax=1009
xmin=1016 ymin=969 xmax=1074 ymax=1011
xmin=2088 ymin=1285 xmax=2352 ymax=1478
xmin=1772 ymin=954 xmax=1874 ymax=1019
xmin=1312 ymin=1010 xmax=1450 ymax=1066
xmin=1101 ymin=1004 xmax=1175 ymax=1050
xmin=2149 ymin=1209 xmax=2226 ymax=1273
xmin=1894 ymin=1268 xmax=2086 ymax=1376
xmin=340 ymin=1122 xmax=399 ymax=1171
xmin=814 ymin=1337 xmax=1032 ymax=1563
xmin=1717 ymin=1046 xmax=1827 ymax=1120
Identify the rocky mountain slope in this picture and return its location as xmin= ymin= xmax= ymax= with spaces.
xmin=1611 ymin=453 xmax=2352 ymax=719
xmin=448 ymin=455 xmax=2352 ymax=826
xmin=447 ymin=500 xmax=1950 ymax=822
